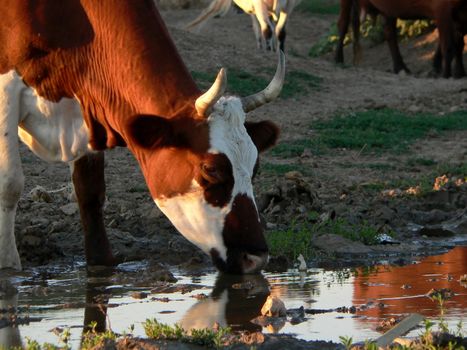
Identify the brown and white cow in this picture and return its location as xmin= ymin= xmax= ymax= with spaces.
xmin=335 ymin=0 xmax=467 ymax=78
xmin=0 ymin=0 xmax=285 ymax=274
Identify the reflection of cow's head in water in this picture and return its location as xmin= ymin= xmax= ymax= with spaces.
xmin=0 ymin=1 xmax=284 ymax=274
xmin=180 ymin=274 xmax=270 ymax=332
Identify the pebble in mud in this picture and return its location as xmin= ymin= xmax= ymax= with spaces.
xmin=261 ymin=296 xmax=287 ymax=317
xmin=131 ymin=291 xmax=148 ymax=299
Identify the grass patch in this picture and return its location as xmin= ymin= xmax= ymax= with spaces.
xmin=267 ymin=217 xmax=385 ymax=260
xmin=309 ymin=23 xmax=345 ymax=58
xmin=407 ymin=157 xmax=438 ymax=167
xmin=312 ymin=109 xmax=467 ymax=154
xmin=271 ymin=138 xmax=323 ymax=157
xmin=298 ymin=0 xmax=340 ymax=15
xmin=261 ymin=162 xmax=312 ymax=176
xmin=273 ymin=109 xmax=467 ymax=158
xmin=193 ymin=68 xmax=322 ymax=99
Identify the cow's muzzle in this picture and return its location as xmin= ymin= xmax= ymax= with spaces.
xmin=210 ymin=248 xmax=268 ymax=274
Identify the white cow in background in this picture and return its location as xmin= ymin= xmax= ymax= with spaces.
xmin=186 ymin=0 xmax=300 ymax=51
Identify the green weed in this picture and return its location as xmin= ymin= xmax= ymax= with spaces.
xmin=273 ymin=109 xmax=467 ymax=158
xmin=143 ymin=319 xmax=230 ymax=348
xmin=309 ymin=23 xmax=348 ymax=58
xmin=260 ymin=162 xmax=311 ymax=176
xmin=282 ymin=70 xmax=323 ymax=97
xmin=193 ymin=68 xmax=322 ymax=98
xmin=407 ymin=157 xmax=438 ymax=167
xmin=339 ymin=335 xmax=353 ymax=350
xmin=271 ymin=138 xmax=323 ymax=158
xmin=267 ymin=217 xmax=385 ymax=259
xmin=267 ymin=221 xmax=315 ymax=260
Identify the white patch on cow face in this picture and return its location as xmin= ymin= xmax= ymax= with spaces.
xmin=208 ymin=97 xmax=258 ymax=200
xmin=154 ymin=97 xmax=259 ymax=262
xmin=155 ymin=180 xmax=230 ymax=260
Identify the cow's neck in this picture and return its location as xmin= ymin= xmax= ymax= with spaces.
xmin=16 ymin=0 xmax=201 ymax=150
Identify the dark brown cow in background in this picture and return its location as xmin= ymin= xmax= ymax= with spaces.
xmin=0 ymin=0 xmax=286 ymax=274
xmin=335 ymin=0 xmax=467 ymax=78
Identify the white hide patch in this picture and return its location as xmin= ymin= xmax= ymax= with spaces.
xmin=156 ymin=180 xmax=230 ymax=260
xmin=209 ymin=97 xmax=258 ymax=200
xmin=155 ymin=97 xmax=259 ymax=261
xmin=18 ymin=87 xmax=91 ymax=163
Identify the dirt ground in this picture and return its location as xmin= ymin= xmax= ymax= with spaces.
xmin=15 ymin=6 xmax=467 ymax=270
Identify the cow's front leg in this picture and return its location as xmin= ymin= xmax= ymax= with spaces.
xmin=71 ymin=152 xmax=116 ymax=266
xmin=0 ymin=90 xmax=23 ymax=270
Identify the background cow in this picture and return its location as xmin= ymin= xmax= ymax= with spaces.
xmin=0 ymin=0 xmax=285 ymax=274
xmin=335 ymin=0 xmax=467 ymax=78
xmin=186 ymin=0 xmax=300 ymax=51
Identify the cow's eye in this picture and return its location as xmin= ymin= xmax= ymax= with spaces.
xmin=200 ymin=163 xmax=223 ymax=184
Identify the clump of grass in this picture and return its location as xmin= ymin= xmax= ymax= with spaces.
xmin=193 ymin=68 xmax=322 ymax=98
xmin=273 ymin=109 xmax=467 ymax=158
xmin=267 ymin=216 xmax=386 ymax=259
xmin=309 ymin=23 xmax=349 ymax=58
xmin=407 ymin=157 xmax=438 ymax=167
xmin=271 ymin=138 xmax=324 ymax=158
xmin=143 ymin=319 xmax=230 ymax=348
xmin=282 ymin=70 xmax=323 ymax=97
xmin=22 ymin=328 xmax=72 ymax=350
xmin=192 ymin=69 xmax=269 ymax=96
xmin=260 ymin=162 xmax=312 ymax=176
xmin=81 ymin=322 xmax=117 ymax=350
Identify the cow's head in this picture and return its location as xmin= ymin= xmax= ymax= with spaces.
xmin=127 ymin=53 xmax=284 ymax=274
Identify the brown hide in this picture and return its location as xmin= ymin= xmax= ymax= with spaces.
xmin=0 ymin=0 xmax=94 ymax=73
xmin=1 ymin=0 xmax=202 ymax=152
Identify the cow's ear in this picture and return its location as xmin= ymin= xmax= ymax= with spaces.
xmin=245 ymin=120 xmax=280 ymax=152
xmin=126 ymin=114 xmax=175 ymax=149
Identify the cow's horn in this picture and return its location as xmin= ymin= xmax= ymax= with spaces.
xmin=195 ymin=68 xmax=227 ymax=118
xmin=241 ymin=50 xmax=285 ymax=113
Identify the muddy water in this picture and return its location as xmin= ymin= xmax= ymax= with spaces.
xmin=0 ymin=247 xmax=466 ymax=348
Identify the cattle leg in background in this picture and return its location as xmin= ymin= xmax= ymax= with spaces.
xmin=435 ymin=10 xmax=456 ymax=78
xmin=452 ymin=31 xmax=466 ymax=78
xmin=275 ymin=0 xmax=298 ymax=51
xmin=252 ymin=0 xmax=275 ymax=50
xmin=382 ymin=16 xmax=410 ymax=74
xmin=432 ymin=35 xmax=465 ymax=78
xmin=72 ymin=153 xmax=116 ymax=266
xmin=335 ymin=0 xmax=353 ymax=64
xmin=335 ymin=0 xmax=362 ymax=65
xmin=0 ymin=75 xmax=23 ymax=271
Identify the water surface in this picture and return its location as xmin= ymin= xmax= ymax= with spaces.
xmin=0 ymin=247 xmax=465 ymax=348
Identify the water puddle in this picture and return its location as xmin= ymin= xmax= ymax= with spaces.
xmin=1 ymin=247 xmax=466 ymax=348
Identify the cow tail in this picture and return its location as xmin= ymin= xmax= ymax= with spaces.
xmin=351 ymin=0 xmax=362 ymax=64
xmin=185 ymin=0 xmax=233 ymax=31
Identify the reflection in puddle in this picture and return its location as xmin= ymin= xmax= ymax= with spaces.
xmin=0 ymin=247 xmax=465 ymax=347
